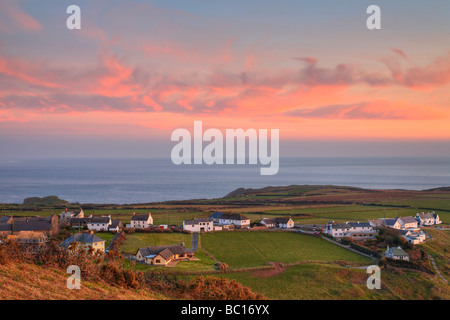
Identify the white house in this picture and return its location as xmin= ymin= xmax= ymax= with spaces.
xmin=218 ymin=213 xmax=250 ymax=229
xmin=325 ymin=221 xmax=378 ymax=240
xmin=261 ymin=217 xmax=294 ymax=229
xmin=385 ymin=246 xmax=410 ymax=261
xmin=60 ymin=208 xmax=84 ymax=223
xmin=130 ymin=213 xmax=153 ymax=229
xmin=183 ymin=218 xmax=215 ymax=232
xmin=415 ymin=212 xmax=442 ymax=226
xmin=87 ymin=216 xmax=112 ymax=232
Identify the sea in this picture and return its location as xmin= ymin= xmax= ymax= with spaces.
xmin=0 ymin=157 xmax=449 ymax=204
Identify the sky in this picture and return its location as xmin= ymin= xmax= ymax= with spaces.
xmin=1 ymin=0 xmax=450 ymax=159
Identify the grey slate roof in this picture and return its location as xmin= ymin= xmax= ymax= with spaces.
xmin=417 ymin=212 xmax=434 ymax=219
xmin=184 ymin=218 xmax=213 ymax=225
xmin=262 ymin=217 xmax=292 ymax=225
xmin=88 ymin=216 xmax=110 ymax=223
xmin=399 ymin=216 xmax=417 ymax=224
xmin=109 ymin=220 xmax=122 ymax=228
xmin=131 ymin=214 xmax=151 ymax=221
xmin=209 ymin=212 xmax=223 ymax=219
xmin=392 ymin=247 xmax=409 ymax=257
xmin=347 ymin=222 xmax=371 ymax=228
xmin=0 ymin=216 xmax=12 ymax=223
xmin=384 ymin=218 xmax=398 ymax=226
xmin=220 ymin=213 xmax=249 ymax=221
xmin=332 ymin=223 xmax=352 ymax=229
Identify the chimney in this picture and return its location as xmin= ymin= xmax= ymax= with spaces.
xmin=90 ymin=230 xmax=94 ymax=235
xmin=133 ymin=212 xmax=136 ymax=216
xmin=181 ymin=242 xmax=185 ymax=247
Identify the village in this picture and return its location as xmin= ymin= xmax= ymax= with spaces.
xmin=0 ymin=205 xmax=443 ymax=268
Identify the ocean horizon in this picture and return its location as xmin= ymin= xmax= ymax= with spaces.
xmin=0 ymin=156 xmax=449 ymax=204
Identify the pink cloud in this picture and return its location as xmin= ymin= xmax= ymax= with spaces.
xmin=3 ymin=1 xmax=42 ymax=32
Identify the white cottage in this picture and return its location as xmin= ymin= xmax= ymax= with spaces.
xmin=130 ymin=213 xmax=153 ymax=229
xmin=385 ymin=246 xmax=410 ymax=261
xmin=183 ymin=218 xmax=215 ymax=232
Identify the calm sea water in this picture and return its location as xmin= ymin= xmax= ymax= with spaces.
xmin=0 ymin=157 xmax=449 ymax=204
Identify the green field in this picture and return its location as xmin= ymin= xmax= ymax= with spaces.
xmin=119 ymin=232 xmax=193 ymax=254
xmin=201 ymin=231 xmax=372 ymax=268
xmin=248 ymin=204 xmax=421 ymax=225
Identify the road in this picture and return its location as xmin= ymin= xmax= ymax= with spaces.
xmin=190 ymin=232 xmax=199 ymax=252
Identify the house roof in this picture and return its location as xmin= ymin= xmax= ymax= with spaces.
xmin=109 ymin=220 xmax=122 ymax=228
xmin=331 ymin=223 xmax=351 ymax=229
xmin=137 ymin=244 xmax=189 ymax=259
xmin=157 ymin=248 xmax=174 ymax=260
xmin=209 ymin=212 xmax=223 ymax=219
xmin=384 ymin=218 xmax=399 ymax=226
xmin=87 ymin=216 xmax=110 ymax=223
xmin=392 ymin=247 xmax=409 ymax=257
xmin=13 ymin=221 xmax=53 ymax=232
xmin=417 ymin=212 xmax=434 ymax=219
xmin=0 ymin=216 xmax=12 ymax=223
xmin=60 ymin=233 xmax=105 ymax=248
xmin=262 ymin=217 xmax=292 ymax=225
xmin=347 ymin=222 xmax=371 ymax=228
xmin=0 ymin=224 xmax=12 ymax=232
xmin=399 ymin=216 xmax=417 ymax=224
xmin=60 ymin=210 xmax=82 ymax=216
xmin=184 ymin=218 xmax=213 ymax=225
xmin=220 ymin=213 xmax=249 ymax=221
xmin=131 ymin=213 xmax=151 ymax=221
xmin=69 ymin=217 xmax=90 ymax=224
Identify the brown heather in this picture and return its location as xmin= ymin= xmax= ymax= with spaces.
xmin=0 ymin=234 xmax=266 ymax=300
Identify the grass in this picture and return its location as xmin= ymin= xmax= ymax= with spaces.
xmin=418 ymin=229 xmax=450 ymax=281
xmin=95 ymin=232 xmax=116 ymax=247
xmin=250 ymin=205 xmax=420 ymax=225
xmin=216 ymin=263 xmax=450 ymax=300
xmin=119 ymin=232 xmax=193 ymax=254
xmin=201 ymin=231 xmax=371 ymax=268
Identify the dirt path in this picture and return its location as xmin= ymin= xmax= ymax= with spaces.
xmin=252 ymin=263 xmax=286 ymax=277
xmin=429 ymin=256 xmax=448 ymax=284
